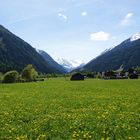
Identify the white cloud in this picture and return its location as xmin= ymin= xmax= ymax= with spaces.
xmin=121 ymin=12 xmax=133 ymax=26
xmin=81 ymin=11 xmax=87 ymax=16
xmin=90 ymin=31 xmax=110 ymax=41
xmin=58 ymin=13 xmax=68 ymax=20
xmin=126 ymin=13 xmax=133 ymax=18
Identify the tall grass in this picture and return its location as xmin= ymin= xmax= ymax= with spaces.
xmin=0 ymin=79 xmax=139 ymax=139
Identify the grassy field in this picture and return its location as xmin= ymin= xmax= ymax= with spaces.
xmin=0 ymin=78 xmax=139 ymax=140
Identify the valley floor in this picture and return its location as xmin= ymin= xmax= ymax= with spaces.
xmin=0 ymin=78 xmax=139 ymax=139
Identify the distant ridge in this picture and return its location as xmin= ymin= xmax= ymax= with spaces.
xmin=36 ymin=49 xmax=67 ymax=73
xmin=57 ymin=58 xmax=85 ymax=72
xmin=0 ymin=25 xmax=66 ymax=73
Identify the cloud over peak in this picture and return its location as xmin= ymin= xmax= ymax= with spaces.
xmin=58 ymin=13 xmax=68 ymax=20
xmin=121 ymin=12 xmax=133 ymax=26
xmin=90 ymin=31 xmax=110 ymax=41
xmin=81 ymin=11 xmax=87 ymax=16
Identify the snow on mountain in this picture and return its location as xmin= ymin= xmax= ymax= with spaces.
xmin=130 ymin=32 xmax=140 ymax=41
xmin=57 ymin=58 xmax=85 ymax=72
xmin=35 ymin=48 xmax=40 ymax=53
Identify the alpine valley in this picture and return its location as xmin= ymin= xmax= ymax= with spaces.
xmin=0 ymin=25 xmax=140 ymax=74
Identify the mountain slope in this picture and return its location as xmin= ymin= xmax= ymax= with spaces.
xmin=36 ymin=49 xmax=67 ymax=73
xmin=0 ymin=25 xmax=65 ymax=73
xmin=81 ymin=33 xmax=140 ymax=72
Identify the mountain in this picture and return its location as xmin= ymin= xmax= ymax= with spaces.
xmin=36 ymin=49 xmax=67 ymax=73
xmin=0 ymin=25 xmax=66 ymax=74
xmin=80 ymin=32 xmax=140 ymax=72
xmin=57 ymin=58 xmax=85 ymax=72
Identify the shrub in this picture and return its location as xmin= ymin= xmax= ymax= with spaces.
xmin=0 ymin=72 xmax=3 ymax=83
xmin=21 ymin=64 xmax=38 ymax=81
xmin=96 ymin=72 xmax=102 ymax=79
xmin=3 ymin=71 xmax=19 ymax=83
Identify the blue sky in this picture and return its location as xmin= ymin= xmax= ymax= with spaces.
xmin=0 ymin=0 xmax=140 ymax=63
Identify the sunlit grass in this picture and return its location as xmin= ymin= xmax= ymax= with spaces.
xmin=0 ymin=78 xmax=140 ymax=139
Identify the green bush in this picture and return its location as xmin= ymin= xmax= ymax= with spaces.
xmin=0 ymin=72 xmax=3 ymax=83
xmin=3 ymin=71 xmax=19 ymax=83
xmin=21 ymin=64 xmax=38 ymax=81
xmin=96 ymin=72 xmax=102 ymax=79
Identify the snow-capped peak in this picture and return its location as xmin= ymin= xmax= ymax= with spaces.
xmin=57 ymin=58 xmax=85 ymax=72
xmin=35 ymin=48 xmax=40 ymax=53
xmin=130 ymin=32 xmax=140 ymax=41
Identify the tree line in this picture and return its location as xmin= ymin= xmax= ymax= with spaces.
xmin=0 ymin=64 xmax=38 ymax=83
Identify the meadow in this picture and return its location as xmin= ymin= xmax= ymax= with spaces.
xmin=0 ymin=78 xmax=139 ymax=140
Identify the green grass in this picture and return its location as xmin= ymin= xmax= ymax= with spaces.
xmin=0 ymin=78 xmax=140 ymax=140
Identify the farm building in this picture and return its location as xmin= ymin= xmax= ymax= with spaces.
xmin=70 ymin=73 xmax=84 ymax=81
